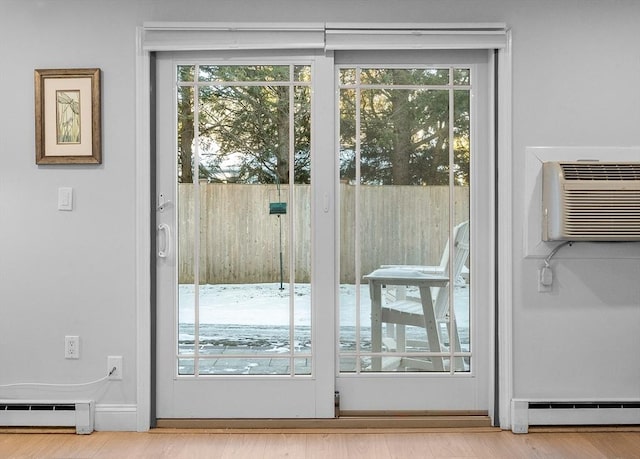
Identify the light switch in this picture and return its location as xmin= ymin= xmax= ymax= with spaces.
xmin=58 ymin=187 xmax=73 ymax=211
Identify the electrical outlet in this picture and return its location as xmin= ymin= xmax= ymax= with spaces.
xmin=65 ymin=335 xmax=80 ymax=359
xmin=107 ymin=356 xmax=123 ymax=380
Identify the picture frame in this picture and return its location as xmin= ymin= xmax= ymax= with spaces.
xmin=34 ymin=68 xmax=101 ymax=164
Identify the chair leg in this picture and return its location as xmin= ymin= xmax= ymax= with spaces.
xmin=385 ymin=323 xmax=395 ymax=339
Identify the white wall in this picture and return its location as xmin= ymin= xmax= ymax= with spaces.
xmin=0 ymin=1 xmax=143 ymax=429
xmin=1 ymin=0 xmax=639 ymax=430
xmin=511 ymin=2 xmax=640 ymax=402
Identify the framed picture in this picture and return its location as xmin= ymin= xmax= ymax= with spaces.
xmin=34 ymin=68 xmax=101 ymax=164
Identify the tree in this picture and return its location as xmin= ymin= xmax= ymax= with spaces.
xmin=339 ymin=68 xmax=470 ymax=186
xmin=177 ymin=65 xmax=469 ymax=187
xmin=177 ymin=65 xmax=311 ymax=185
xmin=177 ymin=68 xmax=195 ymax=184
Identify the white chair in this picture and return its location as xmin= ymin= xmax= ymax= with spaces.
xmin=370 ymin=220 xmax=470 ymax=371
xmin=381 ymin=220 xmax=469 ymax=285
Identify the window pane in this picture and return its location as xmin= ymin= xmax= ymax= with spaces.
xmin=453 ymin=88 xmax=471 ymax=371
xmin=177 ymin=86 xmax=194 ymax=184
xmin=358 ymin=88 xmax=450 ymax=185
xmin=198 ymin=65 xmax=290 ymax=82
xmin=177 ymin=65 xmax=195 ymax=82
xmin=359 ymin=68 xmax=449 ymax=86
xmin=177 ymin=84 xmax=195 ymax=369
xmin=294 ymin=84 xmax=312 ymax=355
xmin=339 ymin=87 xmax=359 ymax=358
xmin=197 ymin=358 xmax=310 ymax=375
xmin=178 ymin=358 xmax=194 ymax=376
xmin=453 ymin=68 xmax=470 ymax=85
xmin=178 ymin=308 xmax=195 ymax=356
xmin=339 ymin=68 xmax=356 ymax=85
xmin=295 ymin=65 xmax=312 ymax=82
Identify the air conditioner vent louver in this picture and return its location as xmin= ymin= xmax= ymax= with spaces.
xmin=542 ymin=161 xmax=640 ymax=241
xmin=561 ymin=162 xmax=640 ymax=181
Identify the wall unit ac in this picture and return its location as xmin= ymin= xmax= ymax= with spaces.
xmin=542 ymin=161 xmax=640 ymax=241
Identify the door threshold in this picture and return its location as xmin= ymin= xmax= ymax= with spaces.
xmin=155 ymin=412 xmax=493 ymax=431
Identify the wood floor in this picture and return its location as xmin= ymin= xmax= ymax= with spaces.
xmin=1 ymin=428 xmax=640 ymax=458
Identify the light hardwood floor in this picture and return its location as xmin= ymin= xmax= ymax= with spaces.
xmin=1 ymin=429 xmax=640 ymax=458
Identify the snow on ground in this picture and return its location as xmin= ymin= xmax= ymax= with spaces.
xmin=176 ymin=283 xmax=471 ymax=373
xmin=178 ymin=282 xmax=470 ymax=329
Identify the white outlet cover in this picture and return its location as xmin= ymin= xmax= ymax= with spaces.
xmin=107 ymin=356 xmax=123 ymax=380
xmin=65 ymin=335 xmax=79 ymax=359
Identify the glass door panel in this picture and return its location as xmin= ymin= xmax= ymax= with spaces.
xmin=173 ymin=65 xmax=313 ymax=377
xmin=338 ymin=66 xmax=471 ymax=374
xmin=156 ymin=54 xmax=327 ymax=419
xmin=334 ymin=49 xmax=493 ymax=413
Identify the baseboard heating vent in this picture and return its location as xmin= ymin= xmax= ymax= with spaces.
xmin=512 ymin=399 xmax=640 ymax=433
xmin=0 ymin=400 xmax=94 ymax=434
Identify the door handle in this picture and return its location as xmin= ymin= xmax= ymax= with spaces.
xmin=158 ymin=223 xmax=171 ymax=258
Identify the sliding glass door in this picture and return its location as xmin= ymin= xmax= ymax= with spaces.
xmin=155 ymin=48 xmax=494 ymax=418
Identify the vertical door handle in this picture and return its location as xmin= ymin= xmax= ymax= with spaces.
xmin=158 ymin=223 xmax=171 ymax=258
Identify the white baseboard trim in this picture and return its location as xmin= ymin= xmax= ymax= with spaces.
xmin=512 ymin=399 xmax=640 ymax=434
xmin=95 ymin=404 xmax=138 ymax=431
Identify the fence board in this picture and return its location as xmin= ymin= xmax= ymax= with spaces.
xmin=179 ymin=183 xmax=468 ymax=284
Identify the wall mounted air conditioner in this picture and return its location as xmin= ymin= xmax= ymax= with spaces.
xmin=542 ymin=161 xmax=640 ymax=241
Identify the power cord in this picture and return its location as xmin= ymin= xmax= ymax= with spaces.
xmin=540 ymin=240 xmax=573 ymax=288
xmin=0 ymin=368 xmax=116 ymax=389
xmin=544 ymin=240 xmax=573 ymax=268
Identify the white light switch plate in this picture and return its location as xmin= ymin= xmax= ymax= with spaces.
xmin=58 ymin=187 xmax=73 ymax=211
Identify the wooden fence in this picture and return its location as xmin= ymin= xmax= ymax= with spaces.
xmin=178 ymin=183 xmax=469 ymax=284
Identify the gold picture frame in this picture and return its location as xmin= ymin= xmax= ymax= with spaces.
xmin=34 ymin=68 xmax=101 ymax=164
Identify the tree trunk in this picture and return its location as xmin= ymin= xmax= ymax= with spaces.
xmin=178 ymin=87 xmax=194 ymax=184
xmin=276 ymin=86 xmax=290 ymax=184
xmin=390 ymin=70 xmax=412 ymax=185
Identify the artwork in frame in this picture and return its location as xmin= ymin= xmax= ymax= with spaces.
xmin=34 ymin=68 xmax=101 ymax=164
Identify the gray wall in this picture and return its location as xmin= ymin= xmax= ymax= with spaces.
xmin=1 ymin=0 xmax=639 ymax=428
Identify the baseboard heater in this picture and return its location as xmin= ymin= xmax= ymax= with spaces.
xmin=0 ymin=400 xmax=94 ymax=434
xmin=512 ymin=399 xmax=640 ymax=433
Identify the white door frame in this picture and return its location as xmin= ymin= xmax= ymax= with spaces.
xmin=154 ymin=50 xmax=337 ymax=419
xmin=134 ymin=23 xmax=513 ymax=431
xmin=333 ymin=53 xmax=493 ymax=413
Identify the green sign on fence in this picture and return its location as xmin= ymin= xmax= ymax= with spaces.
xmin=269 ymin=202 xmax=287 ymax=215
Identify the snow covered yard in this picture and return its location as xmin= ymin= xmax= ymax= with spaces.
xmin=176 ymin=283 xmax=470 ymax=374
